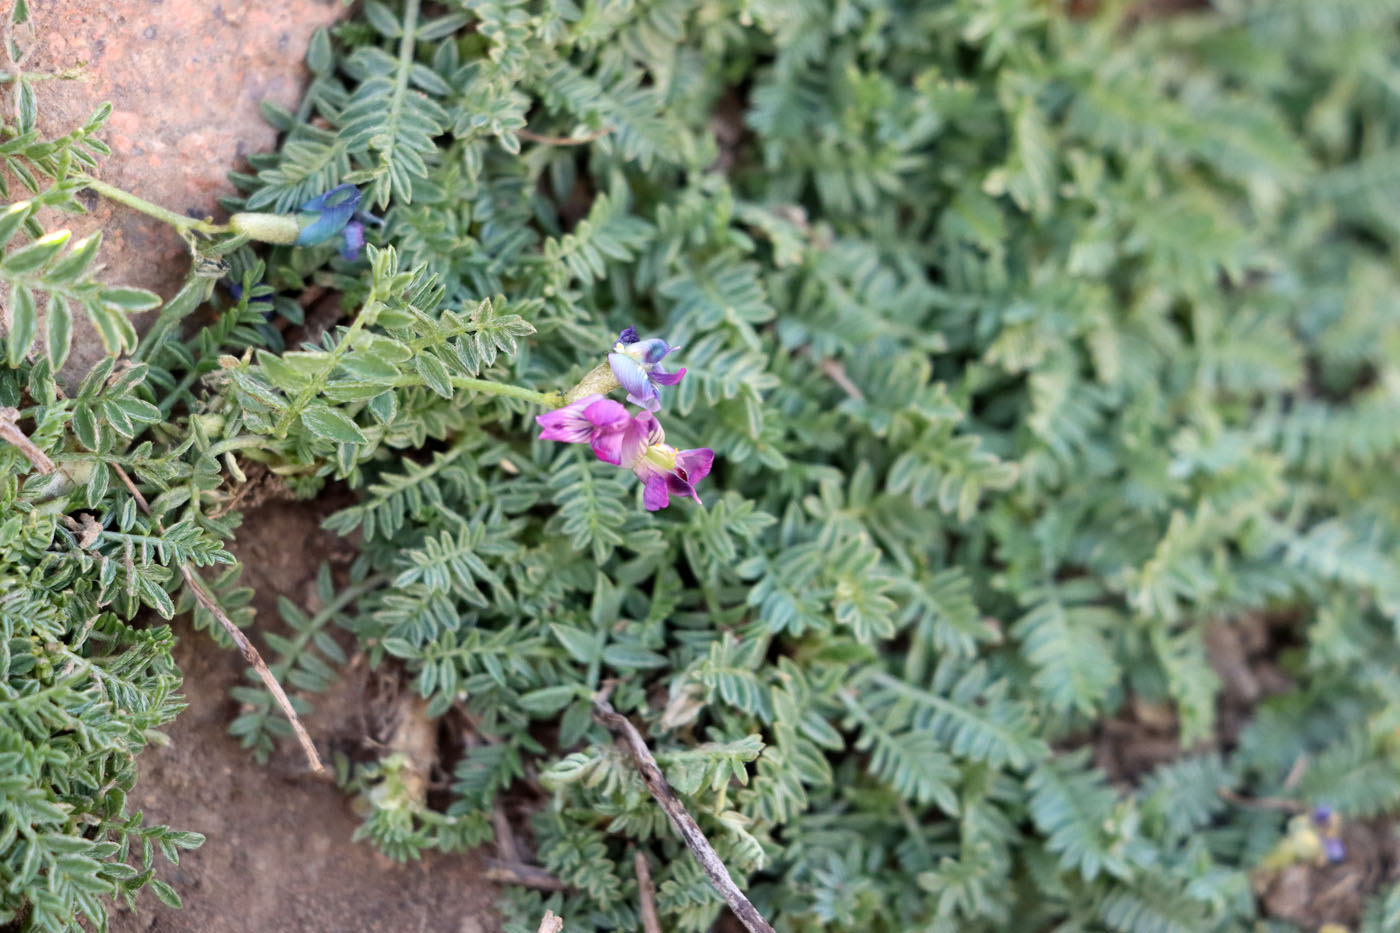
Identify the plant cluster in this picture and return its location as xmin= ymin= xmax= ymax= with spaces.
xmin=7 ymin=0 xmax=1400 ymax=931
xmin=0 ymin=3 xmax=227 ymax=930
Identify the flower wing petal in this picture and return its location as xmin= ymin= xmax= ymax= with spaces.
xmin=665 ymin=473 xmax=701 ymax=505
xmin=609 ymin=353 xmax=659 ymax=410
xmin=630 ymin=338 xmax=675 ymax=365
xmin=582 ymin=398 xmax=630 ymax=430
xmin=536 ymin=396 xmax=602 ymax=443
xmin=583 ymin=398 xmax=630 ymax=464
xmin=675 ymin=447 xmax=714 ymax=484
xmin=590 ymin=430 xmax=625 ymax=464
xmin=618 ymin=413 xmax=655 ymax=467
xmin=340 ymin=220 xmax=366 ymax=260
xmin=649 ymin=366 xmax=685 ymax=387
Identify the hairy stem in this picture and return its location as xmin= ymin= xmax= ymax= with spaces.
xmin=450 ymin=375 xmax=564 ymax=408
xmin=76 ymin=174 xmax=228 ymax=236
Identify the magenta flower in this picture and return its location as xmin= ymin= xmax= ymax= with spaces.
xmin=536 ymin=401 xmax=714 ymax=511
xmin=607 ymin=327 xmax=685 ymax=412
xmin=535 ymin=394 xmax=631 ymax=464
xmin=616 ymin=411 xmax=714 ymax=510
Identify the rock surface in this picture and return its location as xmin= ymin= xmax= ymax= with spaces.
xmin=17 ymin=0 xmax=344 ymax=382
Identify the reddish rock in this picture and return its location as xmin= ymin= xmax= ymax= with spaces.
xmin=15 ymin=0 xmax=345 ymax=382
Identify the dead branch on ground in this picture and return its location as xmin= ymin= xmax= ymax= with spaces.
xmin=635 ymin=851 xmax=662 ymax=933
xmin=113 ymin=462 xmax=323 ymax=773
xmin=592 ymin=693 xmax=776 ymax=933
xmin=486 ymin=860 xmax=569 ymax=892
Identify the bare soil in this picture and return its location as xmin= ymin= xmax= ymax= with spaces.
xmin=108 ymin=498 xmax=500 ymax=933
xmin=1076 ymin=613 xmax=1399 ymax=930
xmin=1255 ymin=817 xmax=1400 ymax=930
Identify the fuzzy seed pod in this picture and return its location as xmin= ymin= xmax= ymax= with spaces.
xmin=228 ymin=212 xmax=302 ymax=245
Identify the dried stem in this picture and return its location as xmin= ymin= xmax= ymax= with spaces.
xmin=0 ymin=407 xmax=55 ymax=474
xmin=9 ymin=327 xmax=320 ymax=770
xmin=592 ymin=694 xmax=776 ymax=933
xmin=817 ymin=358 xmax=865 ymax=401
xmin=492 ymin=806 xmax=521 ymax=863
xmin=536 ymin=910 xmax=564 ymax=933
xmin=635 ymin=851 xmax=662 ymax=933
xmin=1218 ymin=787 xmax=1304 ymax=813
xmin=517 ymin=126 xmax=613 ymax=146
xmin=485 ymin=859 xmax=569 ymax=892
xmin=110 ymin=462 xmax=323 ymax=773
xmin=182 ymin=566 xmax=324 ymax=772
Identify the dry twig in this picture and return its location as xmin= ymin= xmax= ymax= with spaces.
xmin=485 ymin=860 xmax=569 ymax=892
xmin=180 ymin=565 xmax=323 ymax=772
xmin=493 ymin=805 xmax=522 ymax=863
xmin=817 ymin=358 xmax=865 ymax=401
xmin=635 ymin=851 xmax=662 ymax=933
xmin=592 ymin=694 xmax=776 ymax=933
xmin=0 ymin=320 xmax=322 ymax=772
xmin=536 ymin=910 xmax=564 ymax=933
xmin=517 ymin=126 xmax=613 ymax=146
xmin=110 ymin=462 xmax=323 ymax=773
xmin=0 ymin=407 xmax=56 ymax=474
xmin=1218 ymin=787 xmax=1304 ymax=813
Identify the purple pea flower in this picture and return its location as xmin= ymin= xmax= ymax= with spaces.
xmin=1312 ymin=804 xmax=1334 ymax=825
xmin=536 ymin=401 xmax=714 ymax=511
xmin=535 ymin=394 xmax=632 ymax=464
xmin=1323 ymin=837 xmax=1346 ymax=862
xmin=223 ymin=278 xmax=276 ymax=316
xmin=607 ymin=327 xmax=685 ymax=412
xmin=615 ymin=410 xmax=713 ymax=510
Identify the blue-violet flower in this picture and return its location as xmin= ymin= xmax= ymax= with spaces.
xmin=296 ymin=184 xmax=367 ymax=260
xmin=607 ymin=327 xmax=685 ymax=412
xmin=1323 ymin=837 xmax=1346 ymax=862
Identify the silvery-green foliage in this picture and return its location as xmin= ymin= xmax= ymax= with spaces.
xmin=9 ymin=0 xmax=1400 ymax=930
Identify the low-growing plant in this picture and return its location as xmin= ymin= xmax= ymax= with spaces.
xmin=8 ymin=0 xmax=1400 ymax=931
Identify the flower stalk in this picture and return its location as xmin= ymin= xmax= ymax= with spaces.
xmin=75 ymin=173 xmax=228 ymax=237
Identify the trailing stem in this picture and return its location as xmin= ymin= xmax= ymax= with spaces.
xmin=75 ymin=174 xmax=228 ymax=237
